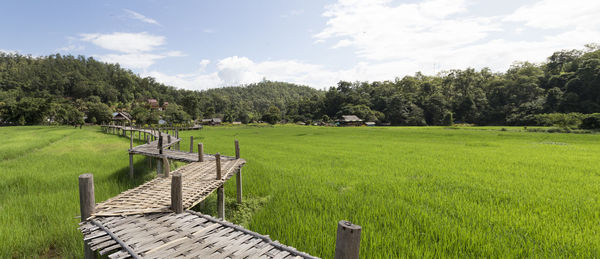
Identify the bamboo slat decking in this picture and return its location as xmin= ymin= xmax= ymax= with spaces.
xmin=79 ymin=211 xmax=317 ymax=259
xmin=93 ymin=158 xmax=245 ymax=216
xmin=82 ymin=125 xmax=319 ymax=258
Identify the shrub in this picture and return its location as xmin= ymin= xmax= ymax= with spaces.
xmin=533 ymin=113 xmax=583 ymax=129
xmin=580 ymin=113 xmax=600 ymax=129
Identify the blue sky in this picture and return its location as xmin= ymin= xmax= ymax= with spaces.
xmin=1 ymin=0 xmax=599 ymax=90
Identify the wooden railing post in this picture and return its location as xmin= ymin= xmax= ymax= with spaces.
xmin=129 ymin=132 xmax=133 ymax=149
xmin=189 ymin=136 xmax=194 ymax=153
xmin=146 ymin=136 xmax=152 ymax=168
xmin=217 ymin=186 xmax=224 ymax=220
xmin=156 ymin=158 xmax=162 ymax=176
xmin=162 ymin=157 xmax=170 ymax=177
xmin=216 ymin=152 xmax=224 ymax=220
xmin=158 ymin=135 xmax=163 ymax=155
xmin=175 ymin=129 xmax=180 ymax=150
xmin=129 ymin=153 xmax=134 ymax=179
xmin=334 ymin=221 xmax=361 ymax=259
xmin=167 ymin=135 xmax=171 ymax=150
xmin=78 ymin=174 xmax=96 ymax=259
xmin=215 ymin=153 xmax=221 ymax=180
xmin=171 ymin=172 xmax=183 ymax=213
xmin=198 ymin=143 xmax=204 ymax=162
xmin=235 ymin=140 xmax=242 ymax=204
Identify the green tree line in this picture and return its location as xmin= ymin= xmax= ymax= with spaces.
xmin=1 ymin=44 xmax=599 ymax=126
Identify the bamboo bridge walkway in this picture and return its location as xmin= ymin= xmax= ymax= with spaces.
xmin=77 ymin=125 xmax=320 ymax=259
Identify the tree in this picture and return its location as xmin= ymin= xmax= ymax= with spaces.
xmin=86 ymin=103 xmax=112 ymax=124
xmin=261 ymin=105 xmax=281 ymax=124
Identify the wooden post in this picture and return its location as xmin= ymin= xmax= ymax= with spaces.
xmin=158 ymin=135 xmax=163 ymax=154
xmin=189 ymin=136 xmax=194 ymax=153
xmin=235 ymin=140 xmax=242 ymax=204
xmin=167 ymin=135 xmax=171 ymax=149
xmin=146 ymin=136 xmax=152 ymax=168
xmin=217 ymin=186 xmax=224 ymax=220
xmin=198 ymin=143 xmax=204 ymax=162
xmin=157 ymin=158 xmax=162 ymax=175
xmin=216 ymin=151 xmax=224 ymax=219
xmin=334 ymin=221 xmax=362 ymax=259
xmin=171 ymin=172 xmax=183 ymax=213
xmin=162 ymin=157 xmax=170 ymax=177
xmin=129 ymin=132 xmax=133 ymax=149
xmin=78 ymin=174 xmax=96 ymax=259
xmin=215 ymin=153 xmax=221 ymax=179
xmin=129 ymin=154 xmax=134 ymax=179
xmin=176 ymin=129 xmax=180 ymax=150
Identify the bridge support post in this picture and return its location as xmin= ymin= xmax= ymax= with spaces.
xmin=78 ymin=174 xmax=97 ymax=259
xmin=217 ymin=186 xmax=224 ymax=220
xmin=216 ymin=153 xmax=224 ymax=220
xmin=198 ymin=143 xmax=204 ymax=162
xmin=157 ymin=158 xmax=162 ymax=176
xmin=235 ymin=140 xmax=242 ymax=204
xmin=175 ymin=129 xmax=180 ymax=151
xmin=168 ymin=135 xmax=171 ymax=150
xmin=158 ymin=135 xmax=163 ymax=155
xmin=334 ymin=221 xmax=361 ymax=259
xmin=171 ymin=172 xmax=183 ymax=213
xmin=130 ymin=133 xmax=133 ymax=150
xmin=189 ymin=136 xmax=194 ymax=153
xmin=129 ymin=153 xmax=134 ymax=179
xmin=162 ymin=157 xmax=170 ymax=177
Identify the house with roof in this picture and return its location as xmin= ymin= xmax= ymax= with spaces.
xmin=112 ymin=111 xmax=132 ymax=126
xmin=200 ymin=118 xmax=222 ymax=126
xmin=336 ymin=115 xmax=363 ymax=126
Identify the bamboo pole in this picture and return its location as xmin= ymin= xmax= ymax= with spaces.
xmin=78 ymin=174 xmax=96 ymax=259
xmin=171 ymin=172 xmax=183 ymax=213
xmin=334 ymin=221 xmax=362 ymax=259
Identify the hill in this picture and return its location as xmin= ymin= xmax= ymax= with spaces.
xmin=1 ymin=44 xmax=600 ymax=126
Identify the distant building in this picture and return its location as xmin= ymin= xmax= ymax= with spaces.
xmin=201 ymin=118 xmax=222 ymax=126
xmin=162 ymin=102 xmax=169 ymax=110
xmin=147 ymin=99 xmax=159 ymax=109
xmin=336 ymin=115 xmax=363 ymax=126
xmin=112 ymin=111 xmax=132 ymax=126
xmin=232 ymin=121 xmax=242 ymax=125
xmin=365 ymin=121 xmax=376 ymax=127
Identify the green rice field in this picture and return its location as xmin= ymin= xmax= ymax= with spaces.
xmin=1 ymin=125 xmax=599 ymax=258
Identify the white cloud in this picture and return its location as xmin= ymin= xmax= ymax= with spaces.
xmin=94 ymin=51 xmax=184 ymax=69
xmin=199 ymin=59 xmax=210 ymax=71
xmin=315 ymin=0 xmax=501 ymax=61
xmin=146 ymin=70 xmax=222 ymax=90
xmin=79 ymin=0 xmax=600 ymax=90
xmin=0 ymin=49 xmax=17 ymax=54
xmin=504 ymin=0 xmax=600 ymax=30
xmin=147 ymin=56 xmax=423 ymax=90
xmin=80 ymin=32 xmax=165 ymax=53
xmin=313 ymin=0 xmax=600 ymax=78
xmin=124 ymin=9 xmax=161 ymax=26
xmin=57 ymin=44 xmax=84 ymax=53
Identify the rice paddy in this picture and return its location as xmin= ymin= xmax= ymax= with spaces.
xmin=1 ymin=125 xmax=599 ymax=257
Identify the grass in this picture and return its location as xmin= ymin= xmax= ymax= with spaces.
xmin=1 ymin=125 xmax=599 ymax=257
xmin=0 ymin=126 xmax=155 ymax=258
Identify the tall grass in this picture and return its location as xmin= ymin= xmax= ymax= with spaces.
xmin=0 ymin=126 xmax=154 ymax=258
xmin=1 ymin=125 xmax=599 ymax=257
xmin=179 ymin=125 xmax=600 ymax=258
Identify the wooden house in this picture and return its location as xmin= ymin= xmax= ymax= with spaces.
xmin=112 ymin=111 xmax=132 ymax=126
xmin=336 ymin=115 xmax=363 ymax=126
